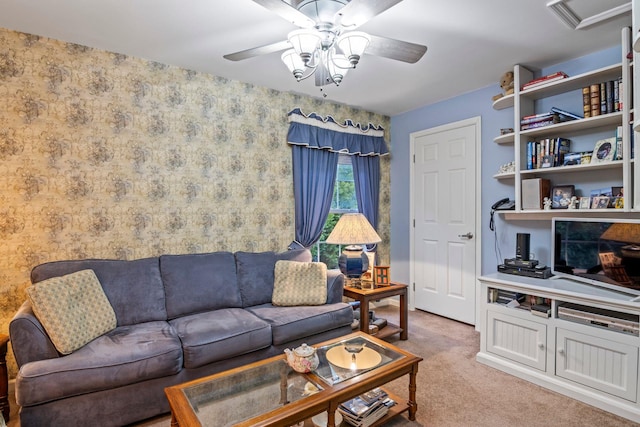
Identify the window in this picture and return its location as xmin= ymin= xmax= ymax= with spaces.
xmin=311 ymin=155 xmax=357 ymax=268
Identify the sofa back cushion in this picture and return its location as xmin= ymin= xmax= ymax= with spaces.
xmin=30 ymin=257 xmax=166 ymax=326
xmin=160 ymin=252 xmax=241 ymax=319
xmin=235 ymin=249 xmax=312 ymax=307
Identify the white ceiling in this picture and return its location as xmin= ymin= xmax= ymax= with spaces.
xmin=0 ymin=0 xmax=632 ymax=116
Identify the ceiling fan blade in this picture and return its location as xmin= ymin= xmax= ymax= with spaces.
xmin=252 ymin=0 xmax=315 ymax=28
xmin=224 ymin=40 xmax=291 ymax=61
xmin=366 ymin=34 xmax=427 ymax=63
xmin=337 ymin=0 xmax=403 ymax=28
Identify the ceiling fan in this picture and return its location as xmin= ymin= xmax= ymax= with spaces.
xmin=223 ymin=0 xmax=427 ymax=87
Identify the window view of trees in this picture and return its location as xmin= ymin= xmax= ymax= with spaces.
xmin=311 ymin=159 xmax=358 ymax=269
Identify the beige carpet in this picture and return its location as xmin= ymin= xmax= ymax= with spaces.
xmin=6 ymin=306 xmax=638 ymax=426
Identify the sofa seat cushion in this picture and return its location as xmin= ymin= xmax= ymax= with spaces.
xmin=169 ymin=308 xmax=272 ymax=369
xmin=16 ymin=321 xmax=182 ymax=407
xmin=246 ymin=302 xmax=353 ymax=345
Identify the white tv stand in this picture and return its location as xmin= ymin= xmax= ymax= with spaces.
xmin=477 ymin=273 xmax=640 ymax=423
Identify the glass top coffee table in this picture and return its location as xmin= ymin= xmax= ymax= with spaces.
xmin=165 ymin=332 xmax=422 ymax=427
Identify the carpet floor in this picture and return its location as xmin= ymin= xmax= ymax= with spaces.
xmin=5 ymin=305 xmax=638 ymax=426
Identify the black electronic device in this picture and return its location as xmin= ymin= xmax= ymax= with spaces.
xmin=489 ymin=198 xmax=515 ymax=231
xmin=552 ymin=218 xmax=640 ymax=297
xmin=504 ymin=258 xmax=538 ymax=268
xmin=516 ymin=233 xmax=531 ymax=260
xmin=492 ymin=198 xmax=515 ymax=211
xmin=498 ymin=264 xmax=553 ymax=279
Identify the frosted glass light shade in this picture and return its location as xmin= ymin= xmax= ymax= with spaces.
xmin=288 ymin=29 xmax=321 ymax=61
xmin=327 ymin=53 xmax=351 ymax=84
xmin=336 ymin=31 xmax=370 ymax=65
xmin=281 ymin=49 xmax=305 ymax=79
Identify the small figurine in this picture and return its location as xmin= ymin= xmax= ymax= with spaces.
xmin=543 ymin=197 xmax=552 ymax=210
xmin=568 ymin=196 xmax=578 ymax=209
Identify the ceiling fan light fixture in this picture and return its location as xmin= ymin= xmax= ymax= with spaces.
xmin=336 ymin=31 xmax=370 ymax=66
xmin=281 ymin=49 xmax=306 ymax=80
xmin=287 ymin=29 xmax=322 ymax=63
xmin=328 ymin=52 xmax=351 ymax=84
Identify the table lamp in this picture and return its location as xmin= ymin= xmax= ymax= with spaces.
xmin=325 ymin=213 xmax=381 ymax=278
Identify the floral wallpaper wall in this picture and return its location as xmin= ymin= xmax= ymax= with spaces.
xmin=0 ymin=27 xmax=390 ymax=377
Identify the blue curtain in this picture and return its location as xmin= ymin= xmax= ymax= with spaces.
xmin=290 ymin=145 xmax=339 ymax=248
xmin=352 ymin=154 xmax=381 ymax=251
xmin=287 ymin=109 xmax=388 ymax=249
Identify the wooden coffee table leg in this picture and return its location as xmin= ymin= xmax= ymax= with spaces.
xmin=0 ymin=334 xmax=9 ymax=422
xmin=408 ymin=363 xmax=419 ymax=421
xmin=327 ymin=402 xmax=338 ymax=427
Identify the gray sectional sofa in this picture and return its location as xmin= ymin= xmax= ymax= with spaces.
xmin=9 ymin=249 xmax=353 ymax=426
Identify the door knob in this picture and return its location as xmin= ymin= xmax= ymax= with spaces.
xmin=458 ymin=232 xmax=474 ymax=239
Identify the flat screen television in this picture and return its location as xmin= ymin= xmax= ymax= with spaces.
xmin=552 ymin=217 xmax=640 ymax=296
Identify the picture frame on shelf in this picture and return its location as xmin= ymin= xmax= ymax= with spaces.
xmin=562 ymin=152 xmax=581 ymax=166
xmin=614 ymin=197 xmax=624 ymax=209
xmin=579 ymin=197 xmax=591 ymax=209
xmin=551 ymin=185 xmax=575 ymax=209
xmin=590 ymin=137 xmax=615 ymax=164
xmin=591 ymin=196 xmax=610 ymax=209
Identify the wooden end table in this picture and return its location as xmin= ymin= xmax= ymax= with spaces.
xmin=0 ymin=334 xmax=9 ymax=422
xmin=343 ymin=282 xmax=408 ymax=340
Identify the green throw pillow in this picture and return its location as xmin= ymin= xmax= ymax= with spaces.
xmin=272 ymin=260 xmax=327 ymax=306
xmin=27 ymin=269 xmax=117 ymax=354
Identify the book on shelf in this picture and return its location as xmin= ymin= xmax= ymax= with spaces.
xmin=582 ymin=86 xmax=591 ymax=118
xmin=549 ymin=106 xmax=582 ymax=120
xmin=521 ymin=71 xmax=568 ymax=90
xmin=583 ymin=79 xmax=621 ymax=117
xmin=590 ymin=84 xmax=600 ymax=117
xmin=520 ymin=112 xmax=558 ymax=125
xmin=615 ymin=125 xmax=623 ymax=160
xmin=520 ymin=109 xmax=578 ymax=130
xmin=619 ymin=78 xmax=624 ymax=110
xmin=520 ymin=118 xmax=558 ymax=130
xmin=531 ymin=303 xmax=551 ymax=318
xmin=555 ymin=137 xmax=571 ymax=166
xmin=526 ymin=137 xmax=570 ymax=169
xmin=600 ymin=82 xmax=607 ymax=115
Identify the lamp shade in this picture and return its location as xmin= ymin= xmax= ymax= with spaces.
xmin=325 ymin=213 xmax=381 ymax=278
xmin=325 ymin=213 xmax=381 ymax=245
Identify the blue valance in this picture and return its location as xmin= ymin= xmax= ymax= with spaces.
xmin=287 ymin=108 xmax=389 ymax=156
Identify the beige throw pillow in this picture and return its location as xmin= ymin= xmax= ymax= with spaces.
xmin=27 ymin=269 xmax=117 ymax=354
xmin=272 ymin=260 xmax=327 ymax=306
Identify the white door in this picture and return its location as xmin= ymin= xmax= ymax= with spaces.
xmin=410 ymin=117 xmax=480 ymax=325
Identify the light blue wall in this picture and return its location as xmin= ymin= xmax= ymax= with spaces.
xmin=390 ymin=45 xmax=622 ymax=287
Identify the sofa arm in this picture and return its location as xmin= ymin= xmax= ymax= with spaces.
xmin=9 ymin=301 xmax=59 ymax=368
xmin=326 ymin=269 xmax=345 ymax=304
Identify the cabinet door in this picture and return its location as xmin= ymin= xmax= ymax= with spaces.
xmin=556 ymin=328 xmax=638 ymax=402
xmin=487 ymin=310 xmax=547 ymax=371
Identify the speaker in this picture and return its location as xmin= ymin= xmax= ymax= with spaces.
xmin=516 ymin=233 xmax=531 ymax=260
xmin=522 ymin=178 xmax=551 ymax=210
